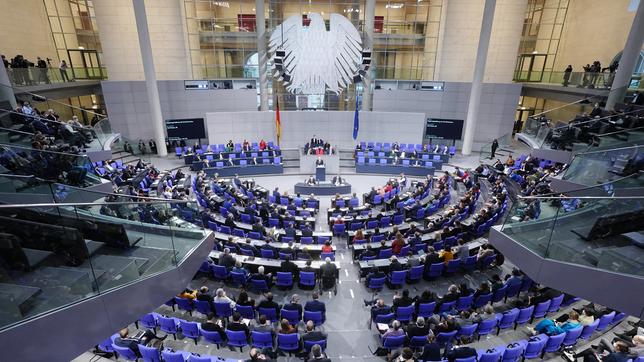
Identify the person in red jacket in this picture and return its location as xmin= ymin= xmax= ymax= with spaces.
xmin=391 ymin=232 xmax=406 ymax=255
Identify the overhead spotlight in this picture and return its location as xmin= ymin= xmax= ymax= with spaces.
xmin=276 ymin=50 xmax=286 ymax=58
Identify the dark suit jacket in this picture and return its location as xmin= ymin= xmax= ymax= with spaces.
xmin=304 ymin=300 xmax=326 ymax=316
xmin=421 ymin=342 xmax=442 ymax=361
xmin=445 ymin=346 xmax=478 ymax=362
xmin=301 ymin=228 xmax=313 ymax=237
xmin=406 ymin=324 xmax=430 ymax=338
xmin=227 ymin=321 xmax=250 ymax=337
xmin=284 ymin=227 xmax=296 ymax=237
xmin=280 ymin=260 xmax=299 ymax=276
xmin=114 ymin=337 xmax=140 ymax=355
xmin=257 ymin=300 xmax=280 ymax=314
xmin=302 ymin=330 xmax=327 ymax=343
xmin=283 ymin=302 xmax=303 ymax=318
xmin=201 ymin=322 xmax=226 ymax=338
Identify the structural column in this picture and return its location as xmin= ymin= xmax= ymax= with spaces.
xmin=132 ymin=0 xmax=167 ymax=156
xmin=256 ymin=0 xmax=269 ymax=111
xmin=462 ymin=0 xmax=496 ymax=155
xmin=362 ymin=0 xmax=375 ymax=111
xmin=605 ymin=0 xmax=644 ymax=111
xmin=0 ymin=65 xmax=17 ymax=109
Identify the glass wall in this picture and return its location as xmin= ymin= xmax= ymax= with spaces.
xmin=514 ymin=0 xmax=568 ymax=82
xmin=43 ymin=0 xmax=105 ymax=80
xmin=183 ymin=0 xmax=442 ymax=110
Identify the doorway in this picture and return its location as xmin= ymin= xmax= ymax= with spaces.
xmin=514 ymin=53 xmax=547 ymax=82
xmin=66 ymin=49 xmax=104 ymax=80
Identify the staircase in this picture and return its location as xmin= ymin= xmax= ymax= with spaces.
xmin=281 ymin=148 xmax=301 ymax=170
xmin=339 ymin=149 xmax=355 ymax=172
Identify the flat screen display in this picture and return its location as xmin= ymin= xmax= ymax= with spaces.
xmin=165 ymin=118 xmax=206 ymax=140
xmin=425 ymin=118 xmax=464 ymax=140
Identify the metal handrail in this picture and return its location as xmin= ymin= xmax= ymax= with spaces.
xmin=0 ymin=127 xmax=35 ymax=136
xmin=0 ymin=200 xmax=193 ymax=208
xmin=550 ymin=108 xmax=644 ymax=130
xmin=574 ymin=143 xmax=642 ymax=156
xmin=594 ymin=125 xmax=644 ymax=138
xmin=0 ymin=142 xmax=92 ymax=158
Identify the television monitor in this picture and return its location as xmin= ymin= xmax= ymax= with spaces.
xmin=425 ymin=118 xmax=464 ymax=140
xmin=165 ymin=118 xmax=206 ymax=140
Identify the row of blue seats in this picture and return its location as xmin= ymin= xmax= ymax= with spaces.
xmin=380 ymin=306 xmax=626 ymax=361
xmin=207 ymin=266 xmax=322 ymax=292
xmin=199 ymin=157 xmax=282 ymax=167
xmin=356 ymin=157 xmax=438 ymax=168
xmin=358 ymin=141 xmax=454 ymax=154
xmin=176 ymin=141 xmax=278 ymax=155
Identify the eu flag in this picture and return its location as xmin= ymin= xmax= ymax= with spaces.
xmin=353 ymin=94 xmax=359 ymax=140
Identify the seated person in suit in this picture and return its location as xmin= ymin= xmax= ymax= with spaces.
xmin=306 ymin=175 xmax=317 ymax=185
xmin=308 ymin=343 xmax=331 ymax=362
xmin=421 ymin=334 xmax=441 ymax=362
xmin=252 ymin=315 xmax=274 ymax=335
xmin=302 ymin=320 xmax=327 ymax=344
xmin=365 ymin=266 xmax=385 ymax=286
xmin=319 ymin=257 xmax=338 ymax=290
xmin=114 ymin=328 xmax=165 ymax=357
xmin=315 ymin=157 xmax=324 ymax=166
xmin=256 ymin=292 xmax=280 ymax=316
xmin=250 ymin=266 xmax=273 ymax=288
xmin=444 ymin=336 xmax=478 ymax=362
xmin=369 ymin=298 xmax=392 ymax=321
xmin=227 ymin=312 xmax=250 ymax=338
xmin=406 ymin=317 xmax=430 ymax=339
xmin=332 ymin=175 xmax=343 ymax=186
xmin=196 ymin=286 xmax=214 ymax=304
xmin=201 ymin=313 xmax=226 ymax=339
xmin=283 ymin=294 xmax=303 ymax=320
xmin=280 ymin=256 xmax=299 ymax=279
xmin=218 ymin=248 xmax=236 ymax=270
xmin=392 ymin=289 xmax=414 ymax=311
xmin=304 ymin=292 xmax=326 ymax=321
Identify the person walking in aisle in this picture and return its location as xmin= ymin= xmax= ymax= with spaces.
xmin=490 ymin=139 xmax=499 ymax=159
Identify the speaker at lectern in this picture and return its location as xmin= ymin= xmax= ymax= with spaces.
xmin=315 ymin=157 xmax=325 ymax=181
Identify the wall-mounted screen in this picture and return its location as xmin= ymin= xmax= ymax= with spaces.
xmin=165 ymin=118 xmax=206 ymax=140
xmin=425 ymin=118 xmax=464 ymax=140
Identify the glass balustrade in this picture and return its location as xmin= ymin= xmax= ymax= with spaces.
xmin=5 ymin=66 xmax=107 ymax=87
xmin=563 ymin=145 xmax=644 ymax=188
xmin=513 ymin=70 xmax=643 ymax=89
xmin=0 ymin=192 xmax=206 ymax=331
xmin=479 ymin=132 xmax=514 ymax=161
xmin=500 ymin=192 xmax=644 ymax=278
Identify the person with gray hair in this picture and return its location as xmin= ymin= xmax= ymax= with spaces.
xmin=218 ymin=247 xmax=236 ymax=270
xmin=406 ymin=316 xmax=430 ymax=338
xmin=383 ymin=320 xmax=405 ymax=338
xmin=319 ymin=257 xmax=338 ymax=292
xmin=250 ymin=265 xmax=273 ymax=288
xmin=302 ymin=320 xmax=327 ymax=344
xmin=213 ymin=288 xmax=236 ymax=308
xmin=309 ymin=344 xmax=330 ymax=361
xmin=283 ymin=294 xmax=303 ymax=320
xmin=232 ymin=260 xmax=250 ymax=277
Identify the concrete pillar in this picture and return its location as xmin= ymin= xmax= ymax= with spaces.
xmin=0 ymin=66 xmax=17 ymax=109
xmin=361 ymin=0 xmax=375 ymax=111
xmin=605 ymin=0 xmax=644 ymax=111
xmin=462 ymin=0 xmax=496 ymax=155
xmin=132 ymin=0 xmax=167 ymax=156
xmin=256 ymin=0 xmax=269 ymax=111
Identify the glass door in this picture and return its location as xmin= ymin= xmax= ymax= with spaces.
xmin=67 ymin=49 xmax=103 ymax=80
xmin=514 ymin=53 xmax=547 ymax=82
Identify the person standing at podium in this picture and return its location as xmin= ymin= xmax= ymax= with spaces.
xmin=315 ymin=157 xmax=324 ymax=166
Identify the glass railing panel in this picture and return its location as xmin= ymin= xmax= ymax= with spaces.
xmin=544 ymin=196 xmax=644 ymax=277
xmin=563 ymin=145 xmax=643 ymax=187
xmin=91 ymin=117 xmax=112 ymax=148
xmin=0 ymin=205 xmax=101 ymax=330
xmin=0 ymin=127 xmax=35 ymax=148
xmin=0 ymin=144 xmax=102 ymax=187
xmin=479 ymin=132 xmax=514 ymax=161
xmin=512 ymin=71 xmax=641 ymax=89
xmin=6 ymin=66 xmax=107 ymax=86
xmin=499 ymin=197 xmax=557 ymax=258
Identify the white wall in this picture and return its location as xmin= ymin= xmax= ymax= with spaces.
xmin=93 ymin=0 xmax=190 ymax=81
xmin=205 ymin=111 xmax=426 ymax=149
xmin=436 ymin=0 xmax=527 ymax=83
xmin=373 ymin=82 xmax=522 ymax=150
xmin=102 ymin=80 xmax=258 ymax=141
xmin=0 ymin=0 xmax=57 ymax=62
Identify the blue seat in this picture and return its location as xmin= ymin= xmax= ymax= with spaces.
xmin=258 ymin=307 xmax=279 ymax=322
xmin=250 ymin=279 xmax=270 ymax=294
xmin=474 ymin=293 xmax=493 ymax=309
xmin=112 ymin=344 xmax=139 ymax=361
xmin=194 ymin=300 xmax=212 ymax=316
xmin=367 ymin=276 xmax=386 ymax=292
xmin=378 ymin=248 xmax=393 ymax=259
xmin=174 ymin=297 xmax=194 ymax=315
xmin=407 ymin=265 xmax=423 ymax=283
xmin=179 ymin=320 xmax=200 ymax=344
xmin=579 ymin=319 xmax=600 ymax=339
xmin=515 ymin=305 xmax=534 ymax=329
xmin=547 ymin=294 xmax=564 ymax=314
xmin=561 ymin=325 xmax=583 ymax=347
xmin=161 ymin=350 xmax=186 ymax=362
xmin=478 ymin=348 xmax=502 ymax=362
xmin=426 ymin=262 xmax=444 ymax=279
xmin=251 ymin=331 xmax=274 ymax=349
xmin=200 ymin=328 xmax=224 ymax=347
xmin=596 ymin=311 xmax=616 ymax=331
xmin=139 ymin=344 xmax=162 ymax=362
xmin=476 ymin=318 xmax=498 ymax=340
xmin=382 ymin=334 xmax=406 ymax=350
xmin=260 ymin=248 xmax=275 ymax=259
xmin=417 ymin=302 xmax=436 ymax=318
xmin=138 ymin=313 xmax=157 ymax=330
xmin=395 ymin=305 xmax=414 ymax=323
xmin=235 ymin=305 xmax=255 ymax=320
xmin=304 ymin=310 xmax=324 ymax=326
xmin=531 ymin=300 xmax=551 ymax=322
xmin=501 ymin=341 xmax=526 ymax=362
xmin=456 ymin=294 xmax=474 ymax=311
xmin=332 ymin=223 xmax=346 ymax=236
xmin=542 ymin=332 xmax=566 ymax=357
xmin=158 ymin=316 xmax=179 ymax=339
xmin=436 ymin=330 xmax=458 ymax=346
xmin=214 ymin=302 xmax=233 ymax=319
xmin=523 ymin=334 xmax=548 ymax=360
xmin=303 ymin=339 xmax=327 ymax=353
xmin=299 ymin=271 xmax=316 ymax=289
xmin=226 ymin=329 xmax=249 ymax=351
xmin=438 ymin=300 xmax=456 ymax=313
xmin=374 ymin=313 xmax=395 ymax=325
xmin=505 ymin=282 xmax=522 ymax=301
xmin=457 ymin=323 xmax=478 ymax=339
xmin=277 ymin=333 xmax=300 ymax=354
xmin=276 ymin=272 xmax=294 ymax=289
xmin=497 ymin=308 xmax=520 ymax=334
xmin=281 ymin=308 xmax=301 ymax=325
xmin=388 ymin=270 xmax=407 ymax=288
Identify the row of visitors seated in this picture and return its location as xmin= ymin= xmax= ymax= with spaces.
xmin=191 ymin=155 xmax=282 ymax=169
xmin=177 ymin=139 xmax=276 ymax=155
xmin=9 ymin=105 xmax=96 ymax=149
xmin=304 ymin=137 xmax=333 ymax=155
xmin=356 ymin=156 xmax=441 ymax=168
xmin=356 ymin=141 xmax=454 ymax=155
xmin=0 ymin=144 xmax=91 ymax=186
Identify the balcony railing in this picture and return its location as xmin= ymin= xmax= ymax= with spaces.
xmin=5 ymin=66 xmax=107 ymax=87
